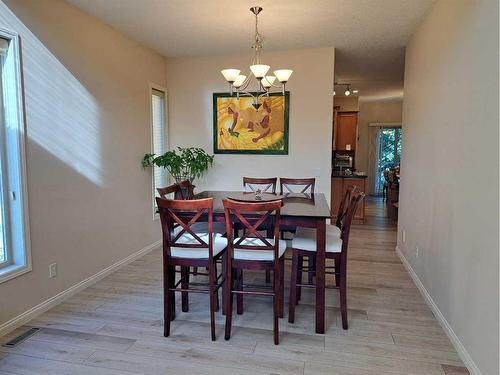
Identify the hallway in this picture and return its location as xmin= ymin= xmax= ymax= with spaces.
xmin=0 ymin=198 xmax=469 ymax=374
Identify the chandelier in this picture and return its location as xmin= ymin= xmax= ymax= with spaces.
xmin=220 ymin=6 xmax=293 ymax=110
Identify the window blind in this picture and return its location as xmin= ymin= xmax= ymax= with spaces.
xmin=151 ymin=89 xmax=166 ymax=198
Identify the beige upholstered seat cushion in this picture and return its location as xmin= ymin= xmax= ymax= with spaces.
xmin=171 ymin=233 xmax=227 ymax=259
xmin=292 ymin=226 xmax=343 ymax=253
xmin=232 ymin=237 xmax=287 ymax=261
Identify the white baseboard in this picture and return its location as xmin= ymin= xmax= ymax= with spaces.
xmin=395 ymin=246 xmax=482 ymax=375
xmin=0 ymin=240 xmax=161 ymax=338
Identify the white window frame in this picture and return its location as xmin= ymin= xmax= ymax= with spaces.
xmin=149 ymin=84 xmax=168 ymax=220
xmin=0 ymin=28 xmax=32 ymax=283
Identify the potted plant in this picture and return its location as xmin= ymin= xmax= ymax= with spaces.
xmin=142 ymin=147 xmax=214 ymax=184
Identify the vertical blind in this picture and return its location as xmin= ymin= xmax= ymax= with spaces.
xmin=151 ymin=89 xmax=166 ymax=197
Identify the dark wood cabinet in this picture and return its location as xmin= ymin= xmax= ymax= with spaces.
xmin=334 ymin=111 xmax=358 ymax=151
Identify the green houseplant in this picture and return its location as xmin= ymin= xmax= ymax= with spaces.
xmin=142 ymin=147 xmax=214 ymax=183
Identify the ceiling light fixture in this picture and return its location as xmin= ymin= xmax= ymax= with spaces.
xmin=221 ymin=6 xmax=293 ymax=110
xmin=334 ymin=82 xmax=359 ymax=96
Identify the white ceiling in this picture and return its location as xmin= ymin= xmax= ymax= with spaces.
xmin=66 ymin=0 xmax=436 ymax=100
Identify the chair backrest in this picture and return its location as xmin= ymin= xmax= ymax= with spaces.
xmin=243 ymin=177 xmax=277 ymax=194
xmin=223 ymin=198 xmax=283 ymax=262
xmin=336 ymin=185 xmax=358 ymax=228
xmin=279 ymin=177 xmax=315 ymax=195
xmin=157 ymin=180 xmax=194 ymax=200
xmin=340 ymin=192 xmax=365 ymax=258
xmin=156 ymin=197 xmax=214 ymax=258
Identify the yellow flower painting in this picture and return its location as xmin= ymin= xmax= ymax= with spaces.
xmin=213 ymin=92 xmax=289 ymax=154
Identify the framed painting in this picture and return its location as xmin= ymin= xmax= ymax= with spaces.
xmin=213 ymin=91 xmax=289 ymax=154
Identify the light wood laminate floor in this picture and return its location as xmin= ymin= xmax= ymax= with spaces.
xmin=0 ymin=197 xmax=469 ymax=374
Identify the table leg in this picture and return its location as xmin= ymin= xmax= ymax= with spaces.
xmin=315 ymin=218 xmax=326 ymax=334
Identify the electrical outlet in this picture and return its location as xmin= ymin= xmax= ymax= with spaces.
xmin=415 ymin=246 xmax=419 ymax=258
xmin=49 ymin=263 xmax=57 ymax=278
xmin=402 ymin=230 xmax=406 ymax=243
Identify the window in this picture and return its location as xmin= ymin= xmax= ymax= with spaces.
xmin=0 ymin=30 xmax=31 ymax=282
xmin=150 ymin=87 xmax=167 ymax=217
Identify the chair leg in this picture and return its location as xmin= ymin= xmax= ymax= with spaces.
xmin=279 ymin=258 xmax=285 ymax=319
xmin=308 ymin=255 xmax=315 ymax=285
xmin=273 ymin=262 xmax=280 ymax=345
xmin=181 ymin=266 xmax=189 ymax=312
xmin=209 ymin=263 xmax=217 ymax=341
xmin=237 ymin=269 xmax=244 ymax=315
xmin=266 ymin=225 xmax=273 ymax=284
xmin=224 ymin=266 xmax=234 ymax=340
xmin=288 ymin=250 xmax=298 ymax=323
xmin=169 ymin=266 xmax=176 ymax=321
xmin=221 ymin=255 xmax=227 ymax=315
xmin=339 ymin=272 xmax=348 ymax=330
xmin=164 ymin=264 xmax=172 ymax=337
xmin=335 ymin=259 xmax=340 ymax=288
xmin=193 ymin=266 xmax=198 ymax=275
xmin=296 ymin=256 xmax=303 ymax=303
xmin=265 ymin=270 xmax=271 ymax=284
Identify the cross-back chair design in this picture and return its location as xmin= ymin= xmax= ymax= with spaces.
xmin=156 ymin=197 xmax=227 ymax=341
xmin=288 ymin=192 xmax=365 ymax=330
xmin=222 ymin=198 xmax=285 ymax=345
xmin=293 ymin=184 xmax=358 ymax=300
xmin=243 ymin=177 xmax=277 ymax=194
xmin=157 ymin=180 xmax=195 ymax=200
xmin=279 ymin=177 xmax=316 ymax=195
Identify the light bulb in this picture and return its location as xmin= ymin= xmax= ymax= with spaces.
xmin=344 ymin=90 xmax=351 ymax=96
xmin=262 ymin=75 xmax=276 ymax=88
xmin=333 ymin=91 xmax=336 ymax=96
xmin=274 ymin=69 xmax=293 ymax=83
xmin=233 ymin=75 xmax=246 ymax=88
xmin=353 ymin=89 xmax=359 ymax=94
xmin=221 ymin=69 xmax=241 ymax=83
xmin=250 ymin=64 xmax=270 ymax=78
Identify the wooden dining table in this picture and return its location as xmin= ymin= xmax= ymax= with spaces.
xmin=193 ymin=190 xmax=332 ymax=334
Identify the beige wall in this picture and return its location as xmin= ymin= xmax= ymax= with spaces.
xmin=398 ymin=1 xmax=498 ymax=374
xmin=356 ymin=99 xmax=403 ymax=175
xmin=334 ymin=96 xmax=359 ymax=111
xmin=0 ymin=0 xmax=165 ymax=328
xmin=166 ymin=48 xmax=335 ymax=199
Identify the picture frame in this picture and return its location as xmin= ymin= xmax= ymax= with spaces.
xmin=213 ymin=91 xmax=290 ymax=155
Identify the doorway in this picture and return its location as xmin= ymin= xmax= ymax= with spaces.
xmin=374 ymin=127 xmax=402 ymax=194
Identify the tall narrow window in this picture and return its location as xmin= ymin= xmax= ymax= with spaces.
xmin=0 ymin=30 xmax=31 ymax=282
xmin=151 ymin=87 xmax=167 ymax=215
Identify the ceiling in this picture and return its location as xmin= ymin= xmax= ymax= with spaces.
xmin=66 ymin=0 xmax=436 ymax=100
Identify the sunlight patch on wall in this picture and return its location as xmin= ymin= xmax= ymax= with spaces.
xmin=0 ymin=2 xmax=102 ymax=185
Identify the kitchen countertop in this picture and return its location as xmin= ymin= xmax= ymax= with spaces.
xmin=332 ymin=173 xmax=368 ymax=179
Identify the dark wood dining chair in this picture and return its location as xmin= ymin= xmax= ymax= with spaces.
xmin=288 ymin=192 xmax=365 ymax=330
xmin=242 ymin=177 xmax=278 ymax=284
xmin=156 ymin=197 xmax=227 ymax=341
xmin=157 ymin=180 xmax=194 ymax=200
xmin=243 ymin=177 xmax=277 ymax=194
xmin=295 ymin=184 xmax=357 ymax=296
xmin=223 ymin=198 xmax=285 ymax=345
xmin=158 ymin=181 xmax=226 ymax=276
xmin=279 ymin=177 xmax=315 ymax=195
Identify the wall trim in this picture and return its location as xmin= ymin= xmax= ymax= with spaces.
xmin=0 ymin=240 xmax=161 ymax=338
xmin=395 ymin=246 xmax=482 ymax=375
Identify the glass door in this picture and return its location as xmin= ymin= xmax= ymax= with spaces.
xmin=375 ymin=127 xmax=402 ymax=194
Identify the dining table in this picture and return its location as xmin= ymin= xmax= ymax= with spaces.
xmin=193 ymin=190 xmax=332 ymax=334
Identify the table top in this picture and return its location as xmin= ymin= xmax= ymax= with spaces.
xmin=194 ymin=191 xmax=332 ymax=218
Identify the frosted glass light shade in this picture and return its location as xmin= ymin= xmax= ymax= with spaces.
xmin=274 ymin=69 xmax=293 ymax=82
xmin=262 ymin=75 xmax=276 ymax=88
xmin=233 ymin=75 xmax=246 ymax=88
xmin=221 ymin=69 xmax=241 ymax=82
xmin=344 ymin=90 xmax=351 ymax=96
xmin=250 ymin=64 xmax=270 ymax=78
